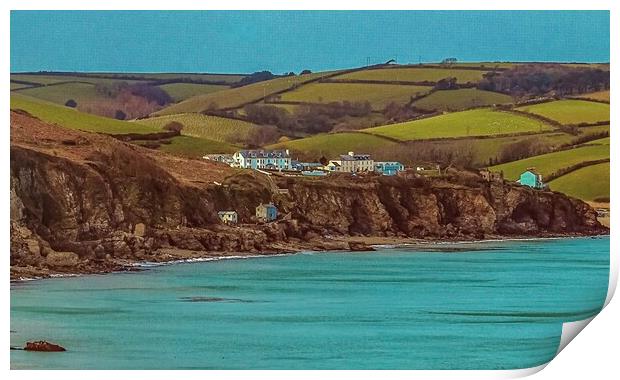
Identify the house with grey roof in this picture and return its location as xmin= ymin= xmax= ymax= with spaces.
xmin=232 ymin=149 xmax=292 ymax=170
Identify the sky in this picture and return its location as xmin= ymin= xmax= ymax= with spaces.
xmin=10 ymin=10 xmax=610 ymax=74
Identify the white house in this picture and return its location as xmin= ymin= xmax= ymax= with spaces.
xmin=232 ymin=149 xmax=292 ymax=170
xmin=338 ymin=152 xmax=374 ymax=173
xmin=217 ymin=211 xmax=238 ymax=224
xmin=323 ymin=160 xmax=342 ymax=172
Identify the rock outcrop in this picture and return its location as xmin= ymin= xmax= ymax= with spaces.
xmin=9 ymin=111 xmax=607 ymax=278
xmin=24 ymin=341 xmax=66 ymax=352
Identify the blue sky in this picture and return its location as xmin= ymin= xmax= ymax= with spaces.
xmin=10 ymin=10 xmax=610 ymax=74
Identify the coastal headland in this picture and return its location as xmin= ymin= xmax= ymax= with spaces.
xmin=10 ymin=110 xmax=607 ymax=280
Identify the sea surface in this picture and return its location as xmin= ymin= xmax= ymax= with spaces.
xmin=10 ymin=237 xmax=609 ymax=370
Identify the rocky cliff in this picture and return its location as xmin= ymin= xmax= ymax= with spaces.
xmin=10 ymin=111 xmax=607 ymax=279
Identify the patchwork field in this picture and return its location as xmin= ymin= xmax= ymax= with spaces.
xmin=157 ymin=135 xmax=238 ymax=158
xmin=332 ymin=67 xmax=488 ymax=83
xmin=363 ymin=109 xmax=553 ymax=141
xmin=548 ymin=162 xmax=610 ymax=201
xmin=139 ymin=113 xmax=259 ymax=143
xmin=10 ymin=94 xmax=159 ymax=134
xmin=156 ymin=71 xmax=340 ymax=114
xmin=156 ymin=83 xmax=230 ymax=102
xmin=488 ymin=144 xmax=610 ymax=180
xmin=268 ymin=132 xmax=398 ymax=159
xmin=517 ymin=99 xmax=610 ymax=125
xmin=278 ymin=82 xmax=432 ymax=110
xmin=413 ymin=89 xmax=513 ymax=111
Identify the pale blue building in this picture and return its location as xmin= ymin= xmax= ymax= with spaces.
xmin=375 ymin=161 xmax=405 ymax=176
xmin=518 ymin=169 xmax=545 ymax=189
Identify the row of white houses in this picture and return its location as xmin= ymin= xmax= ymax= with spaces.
xmin=204 ymin=150 xmax=404 ymax=175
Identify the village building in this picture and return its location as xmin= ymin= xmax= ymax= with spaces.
xmin=217 ymin=211 xmax=238 ymax=225
xmin=232 ymin=149 xmax=292 ymax=170
xmin=479 ymin=169 xmax=504 ymax=182
xmin=518 ymin=168 xmax=545 ymax=189
xmin=338 ymin=152 xmax=374 ymax=173
xmin=375 ymin=161 xmax=405 ymax=176
xmin=323 ymin=160 xmax=342 ymax=172
xmin=203 ymin=154 xmax=235 ymax=165
xmin=256 ymin=203 xmax=278 ymax=222
xmin=291 ymin=160 xmax=323 ymax=171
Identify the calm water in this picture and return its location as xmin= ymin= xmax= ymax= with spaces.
xmin=11 ymin=237 xmax=609 ymax=370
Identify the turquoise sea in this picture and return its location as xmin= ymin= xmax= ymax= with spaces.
xmin=10 ymin=237 xmax=609 ymax=370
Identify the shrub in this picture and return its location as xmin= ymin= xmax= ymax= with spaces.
xmin=115 ymin=110 xmax=127 ymax=120
xmin=163 ymin=121 xmax=184 ymax=133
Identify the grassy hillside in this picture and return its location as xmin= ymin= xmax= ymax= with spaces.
xmin=548 ymin=162 xmax=609 ymax=201
xmin=572 ymin=90 xmax=610 ymax=102
xmin=138 ymin=113 xmax=259 ymax=143
xmin=157 ymin=136 xmax=238 ymax=158
xmin=332 ymin=67 xmax=487 ymax=83
xmin=156 ymin=83 xmax=230 ymax=102
xmin=10 ymin=94 xmax=159 ymax=134
xmin=155 ymin=71 xmax=340 ymax=114
xmin=278 ymin=83 xmax=432 ymax=110
xmin=10 ymin=74 xmax=144 ymax=86
xmin=517 ymin=99 xmax=610 ymax=125
xmin=268 ymin=132 xmax=398 ymax=159
xmin=413 ymin=89 xmax=513 ymax=111
xmin=488 ymin=144 xmax=610 ymax=180
xmin=363 ymin=109 xmax=553 ymax=141
xmin=10 ymin=82 xmax=34 ymax=90
xmin=78 ymin=72 xmax=246 ymax=84
xmin=12 ymin=82 xmax=102 ymax=106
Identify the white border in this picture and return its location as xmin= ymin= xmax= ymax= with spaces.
xmin=3 ymin=2 xmax=617 ymax=379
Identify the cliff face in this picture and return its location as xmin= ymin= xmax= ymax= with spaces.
xmin=10 ymin=111 xmax=606 ymax=278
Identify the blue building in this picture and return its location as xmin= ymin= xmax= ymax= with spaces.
xmin=518 ymin=169 xmax=545 ymax=189
xmin=375 ymin=161 xmax=405 ymax=176
xmin=256 ymin=203 xmax=278 ymax=222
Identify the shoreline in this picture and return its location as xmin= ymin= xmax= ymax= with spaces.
xmin=10 ymin=233 xmax=609 ymax=283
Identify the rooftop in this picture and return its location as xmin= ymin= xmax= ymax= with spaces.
xmin=237 ymin=149 xmax=290 ymax=159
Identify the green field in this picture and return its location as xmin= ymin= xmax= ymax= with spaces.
xmin=548 ymin=162 xmax=609 ymax=201
xmin=157 ymin=83 xmax=230 ymax=102
xmin=333 ymin=67 xmax=488 ymax=83
xmin=268 ymin=132 xmax=398 ymax=159
xmin=78 ymin=72 xmax=246 ymax=84
xmin=517 ymin=99 xmax=610 ymax=125
xmin=279 ymin=82 xmax=432 ymax=110
xmin=573 ymin=90 xmax=610 ymax=102
xmin=12 ymin=82 xmax=103 ymax=106
xmin=584 ymin=137 xmax=610 ymax=145
xmin=156 ymin=71 xmax=340 ymax=114
xmin=10 ymin=82 xmax=34 ymax=90
xmin=10 ymin=94 xmax=159 ymax=134
xmin=489 ymin=144 xmax=610 ymax=180
xmin=10 ymin=74 xmax=145 ymax=86
xmin=158 ymin=135 xmax=238 ymax=157
xmin=138 ymin=113 xmax=259 ymax=143
xmin=363 ymin=109 xmax=553 ymax=141
xmin=413 ymin=89 xmax=513 ymax=111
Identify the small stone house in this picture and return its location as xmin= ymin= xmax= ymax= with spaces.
xmin=256 ymin=203 xmax=278 ymax=222
xmin=217 ymin=211 xmax=238 ymax=225
xmin=518 ymin=168 xmax=544 ymax=189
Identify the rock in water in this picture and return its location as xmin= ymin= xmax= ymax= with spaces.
xmin=24 ymin=341 xmax=66 ymax=352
